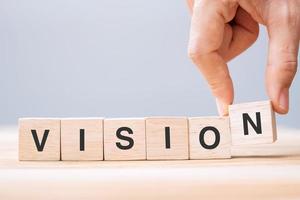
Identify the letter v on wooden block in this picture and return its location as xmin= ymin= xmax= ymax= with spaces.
xmin=19 ymin=118 xmax=60 ymax=160
xmin=229 ymin=100 xmax=277 ymax=145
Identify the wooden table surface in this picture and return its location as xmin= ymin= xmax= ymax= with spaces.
xmin=0 ymin=126 xmax=300 ymax=200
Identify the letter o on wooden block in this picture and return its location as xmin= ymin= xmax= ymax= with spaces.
xmin=189 ymin=117 xmax=231 ymax=159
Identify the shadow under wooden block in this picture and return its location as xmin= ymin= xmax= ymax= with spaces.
xmin=189 ymin=117 xmax=231 ymax=159
xmin=146 ymin=117 xmax=189 ymax=160
xmin=104 ymin=118 xmax=146 ymax=160
xmin=61 ymin=118 xmax=104 ymax=161
xmin=19 ymin=118 xmax=60 ymax=161
xmin=229 ymin=100 xmax=277 ymax=145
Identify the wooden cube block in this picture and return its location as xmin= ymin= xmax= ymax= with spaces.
xmin=146 ymin=117 xmax=189 ymax=160
xmin=19 ymin=118 xmax=60 ymax=161
xmin=229 ymin=100 xmax=277 ymax=145
xmin=104 ymin=118 xmax=146 ymax=160
xmin=189 ymin=117 xmax=231 ymax=159
xmin=61 ymin=118 xmax=104 ymax=160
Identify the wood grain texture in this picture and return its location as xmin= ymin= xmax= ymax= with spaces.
xmin=61 ymin=118 xmax=103 ymax=160
xmin=229 ymin=100 xmax=277 ymax=145
xmin=104 ymin=118 xmax=146 ymax=160
xmin=146 ymin=117 xmax=189 ymax=160
xmin=189 ymin=117 xmax=231 ymax=159
xmin=2 ymin=126 xmax=300 ymax=200
xmin=19 ymin=118 xmax=60 ymax=160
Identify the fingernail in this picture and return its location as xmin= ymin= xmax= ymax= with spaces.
xmin=279 ymin=88 xmax=289 ymax=112
xmin=216 ymin=98 xmax=229 ymax=116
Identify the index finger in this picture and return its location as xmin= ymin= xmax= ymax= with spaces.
xmin=187 ymin=0 xmax=238 ymax=115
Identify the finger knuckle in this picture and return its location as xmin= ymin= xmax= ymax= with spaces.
xmin=280 ymin=61 xmax=298 ymax=77
xmin=269 ymin=2 xmax=298 ymax=26
xmin=207 ymin=71 xmax=231 ymax=92
xmin=187 ymin=48 xmax=205 ymax=64
xmin=221 ymin=0 xmax=238 ymax=6
xmin=270 ymin=59 xmax=298 ymax=80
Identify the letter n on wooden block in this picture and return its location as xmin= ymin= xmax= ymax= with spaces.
xmin=104 ymin=118 xmax=146 ymax=160
xmin=61 ymin=118 xmax=104 ymax=160
xmin=229 ymin=100 xmax=277 ymax=145
xmin=189 ymin=117 xmax=231 ymax=159
xmin=19 ymin=118 xmax=60 ymax=161
xmin=146 ymin=117 xmax=189 ymax=160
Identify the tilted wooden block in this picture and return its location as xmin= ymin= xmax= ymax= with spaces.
xmin=229 ymin=100 xmax=277 ymax=145
xmin=146 ymin=117 xmax=189 ymax=160
xmin=19 ymin=118 xmax=60 ymax=160
xmin=189 ymin=117 xmax=231 ymax=159
xmin=104 ymin=118 xmax=146 ymax=160
xmin=61 ymin=118 xmax=104 ymax=160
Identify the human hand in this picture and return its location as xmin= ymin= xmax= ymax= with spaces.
xmin=187 ymin=0 xmax=299 ymax=115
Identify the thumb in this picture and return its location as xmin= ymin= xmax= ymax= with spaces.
xmin=266 ymin=13 xmax=300 ymax=114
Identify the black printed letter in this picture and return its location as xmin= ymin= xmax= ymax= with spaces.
xmin=165 ymin=127 xmax=171 ymax=149
xmin=116 ymin=127 xmax=134 ymax=150
xmin=242 ymin=112 xmax=262 ymax=135
xmin=31 ymin=129 xmax=49 ymax=152
xmin=199 ymin=126 xmax=220 ymax=149
xmin=80 ymin=129 xmax=85 ymax=151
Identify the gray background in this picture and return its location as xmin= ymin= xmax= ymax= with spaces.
xmin=0 ymin=0 xmax=299 ymax=127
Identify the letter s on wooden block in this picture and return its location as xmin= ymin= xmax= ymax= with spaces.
xmin=104 ymin=118 xmax=146 ymax=160
xmin=229 ymin=100 xmax=277 ymax=145
xmin=19 ymin=118 xmax=61 ymax=161
xmin=189 ymin=117 xmax=231 ymax=159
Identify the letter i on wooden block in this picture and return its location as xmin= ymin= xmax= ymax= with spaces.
xmin=61 ymin=118 xmax=104 ymax=160
xmin=229 ymin=100 xmax=277 ymax=145
xmin=19 ymin=118 xmax=60 ymax=161
xmin=146 ymin=117 xmax=189 ymax=160
xmin=189 ymin=117 xmax=231 ymax=159
xmin=104 ymin=118 xmax=146 ymax=160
